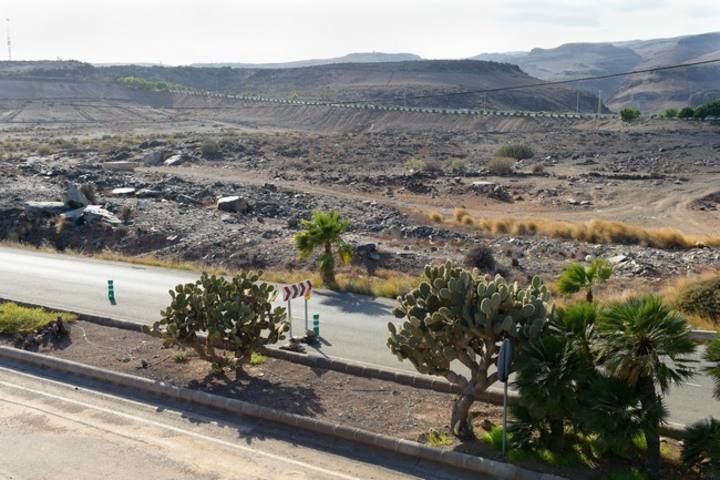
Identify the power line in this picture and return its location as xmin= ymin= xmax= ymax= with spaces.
xmin=328 ymin=57 xmax=720 ymax=105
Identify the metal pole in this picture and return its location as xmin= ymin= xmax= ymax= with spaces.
xmin=287 ymin=300 xmax=292 ymax=339
xmin=304 ymin=296 xmax=309 ymax=334
xmin=502 ymin=380 xmax=508 ymax=456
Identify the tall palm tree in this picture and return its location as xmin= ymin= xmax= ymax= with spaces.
xmin=556 ymin=258 xmax=613 ymax=303
xmin=294 ymin=211 xmax=352 ymax=287
xmin=595 ymin=295 xmax=696 ymax=480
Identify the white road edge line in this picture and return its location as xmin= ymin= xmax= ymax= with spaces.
xmin=0 ymin=377 xmax=366 ymax=480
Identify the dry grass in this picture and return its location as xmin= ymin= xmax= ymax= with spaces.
xmin=433 ymin=212 xmax=719 ymax=250
xmin=428 ymin=211 xmax=444 ymax=223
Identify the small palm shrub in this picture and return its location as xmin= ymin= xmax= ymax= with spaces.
xmin=682 ymin=418 xmax=720 ymax=479
xmin=294 ymin=211 xmax=352 ymax=286
xmin=556 ymin=258 xmax=613 ymax=303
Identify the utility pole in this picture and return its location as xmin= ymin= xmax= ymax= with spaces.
xmin=5 ymin=17 xmax=11 ymax=61
xmin=595 ymin=90 xmax=602 ymax=129
xmin=576 ymin=91 xmax=580 ymax=113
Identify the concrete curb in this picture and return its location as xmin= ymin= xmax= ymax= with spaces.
xmin=0 ymin=346 xmax=565 ymax=480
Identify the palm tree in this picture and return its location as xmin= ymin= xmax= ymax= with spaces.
xmin=595 ymin=295 xmax=696 ymax=480
xmin=512 ymin=334 xmax=593 ymax=451
xmin=556 ymin=258 xmax=613 ymax=303
xmin=294 ymin=211 xmax=352 ymax=287
xmin=705 ymin=334 xmax=720 ymax=400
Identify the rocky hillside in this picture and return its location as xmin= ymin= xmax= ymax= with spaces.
xmin=104 ymin=60 xmax=603 ymax=112
xmin=473 ymin=32 xmax=720 ymax=112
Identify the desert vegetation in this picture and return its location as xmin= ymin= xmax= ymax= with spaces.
xmin=432 ymin=211 xmax=720 ymax=250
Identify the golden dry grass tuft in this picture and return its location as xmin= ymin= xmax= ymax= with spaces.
xmin=428 ymin=211 xmax=444 ymax=223
xmin=435 ymin=211 xmax=720 ymax=250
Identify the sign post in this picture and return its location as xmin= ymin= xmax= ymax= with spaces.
xmin=497 ymin=338 xmax=513 ymax=457
xmin=107 ymin=280 xmax=115 ymax=303
xmin=280 ymin=280 xmax=313 ymax=351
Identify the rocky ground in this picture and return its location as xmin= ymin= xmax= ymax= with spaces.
xmin=1 ymin=119 xmax=720 ymax=286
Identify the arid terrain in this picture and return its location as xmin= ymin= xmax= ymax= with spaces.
xmin=2 ymin=82 xmax=719 ymax=289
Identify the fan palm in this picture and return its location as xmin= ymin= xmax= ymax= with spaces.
xmin=705 ymin=334 xmax=720 ymax=400
xmin=512 ymin=334 xmax=594 ymax=450
xmin=682 ymin=418 xmax=720 ymax=479
xmin=294 ymin=211 xmax=352 ymax=287
xmin=556 ymin=258 xmax=613 ymax=303
xmin=595 ymin=295 xmax=696 ymax=480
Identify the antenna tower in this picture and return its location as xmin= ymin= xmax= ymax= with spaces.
xmin=5 ymin=18 xmax=11 ymax=61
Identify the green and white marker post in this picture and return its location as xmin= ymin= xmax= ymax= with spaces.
xmin=312 ymin=313 xmax=320 ymax=337
xmin=107 ymin=279 xmax=115 ymax=303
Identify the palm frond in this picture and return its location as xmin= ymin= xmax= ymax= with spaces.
xmin=556 ymin=263 xmax=589 ymax=295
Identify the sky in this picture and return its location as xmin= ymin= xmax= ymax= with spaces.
xmin=1 ymin=0 xmax=719 ymax=65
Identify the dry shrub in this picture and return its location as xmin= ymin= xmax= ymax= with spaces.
xmin=532 ymin=164 xmax=545 ymax=175
xmin=486 ymin=156 xmax=516 ymax=175
xmin=434 ymin=212 xmax=720 ymax=251
xmin=428 ymin=211 xmax=444 ymax=223
xmin=454 ymin=208 xmax=471 ymax=222
xmin=118 ymin=205 xmax=134 ymax=223
xmin=495 ymin=143 xmax=534 ymax=160
xmin=464 ymin=244 xmax=496 ymax=272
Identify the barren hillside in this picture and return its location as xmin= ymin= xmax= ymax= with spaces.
xmin=473 ymin=31 xmax=720 ymax=111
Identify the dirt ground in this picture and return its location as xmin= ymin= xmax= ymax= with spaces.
xmin=2 ymin=110 xmax=720 ymax=288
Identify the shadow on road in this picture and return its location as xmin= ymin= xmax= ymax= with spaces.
xmin=317 ymin=290 xmax=393 ymax=317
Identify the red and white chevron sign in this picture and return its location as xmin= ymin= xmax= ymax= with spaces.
xmin=282 ymin=280 xmax=313 ymax=302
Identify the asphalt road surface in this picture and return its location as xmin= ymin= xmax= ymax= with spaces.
xmin=0 ymin=246 xmax=717 ymax=426
xmin=0 ymin=360 xmax=486 ymax=480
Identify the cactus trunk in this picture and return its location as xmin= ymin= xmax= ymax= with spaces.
xmin=451 ymin=387 xmax=476 ymax=439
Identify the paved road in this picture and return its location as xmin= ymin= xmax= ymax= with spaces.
xmin=1 ymin=246 xmax=718 ymax=426
xmin=0 ymin=360 xmax=484 ymax=480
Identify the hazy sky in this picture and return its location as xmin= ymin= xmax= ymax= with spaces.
xmin=1 ymin=0 xmax=719 ymax=65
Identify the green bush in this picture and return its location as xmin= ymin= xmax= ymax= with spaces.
xmin=144 ymin=272 xmax=288 ymax=372
xmin=694 ymin=100 xmax=720 ymax=119
xmin=661 ymin=107 xmax=678 ymax=119
xmin=619 ymin=107 xmax=641 ymax=122
xmin=404 ymin=157 xmax=426 ymax=171
xmin=0 ymin=303 xmax=76 ymax=334
xmin=678 ymin=106 xmax=695 ymax=119
xmin=115 ymin=76 xmax=171 ymax=92
xmin=495 ymin=143 xmax=534 ymax=160
xmin=201 ymin=138 xmax=221 ymax=158
xmin=676 ymin=276 xmax=720 ymax=323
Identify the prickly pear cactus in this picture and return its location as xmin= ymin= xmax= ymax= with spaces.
xmin=144 ymin=272 xmax=288 ymax=370
xmin=388 ymin=260 xmax=552 ymax=400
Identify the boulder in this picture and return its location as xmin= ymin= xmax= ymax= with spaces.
xmin=82 ymin=205 xmax=122 ymax=225
xmin=143 ymin=150 xmax=165 ymax=166
xmin=103 ymin=161 xmax=139 ymax=172
xmin=61 ymin=205 xmax=122 ymax=225
xmin=163 ymin=154 xmax=185 ymax=166
xmin=24 ymin=201 xmax=67 ymax=216
xmin=217 ymin=196 xmax=250 ymax=213
xmin=135 ymin=188 xmax=161 ymax=198
xmin=63 ymin=185 xmax=90 ymax=208
xmin=112 ymin=187 xmax=136 ymax=196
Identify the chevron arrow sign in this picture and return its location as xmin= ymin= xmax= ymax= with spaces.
xmin=282 ymin=280 xmax=313 ymax=302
